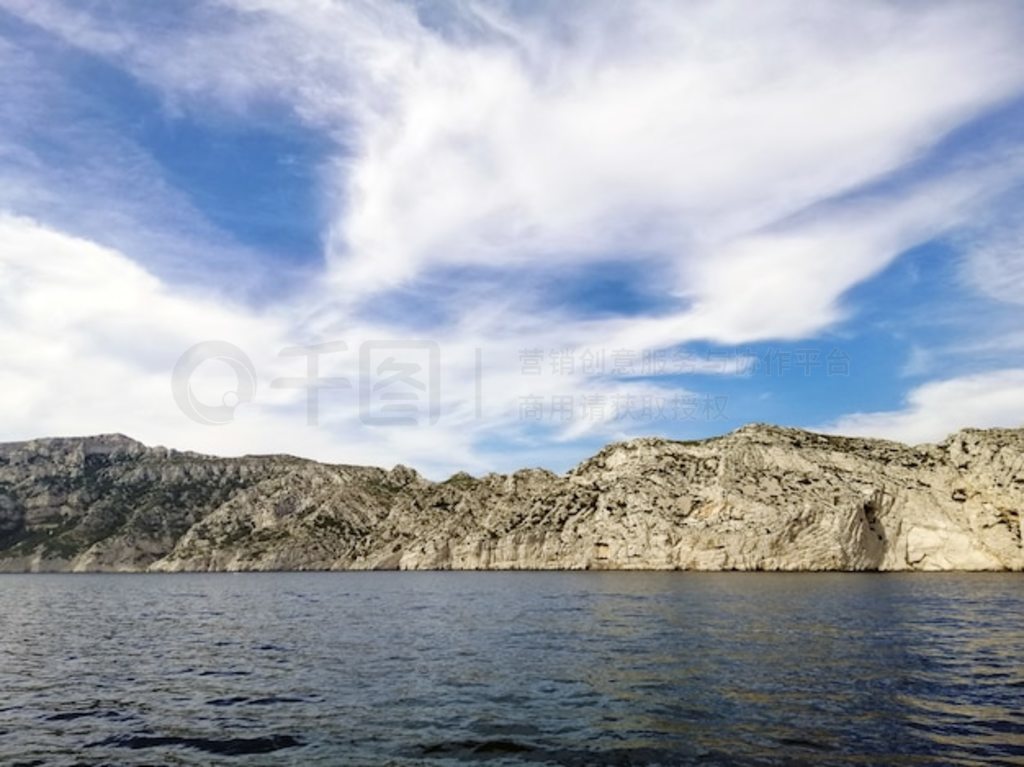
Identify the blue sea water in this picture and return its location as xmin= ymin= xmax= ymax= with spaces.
xmin=1 ymin=572 xmax=1022 ymax=766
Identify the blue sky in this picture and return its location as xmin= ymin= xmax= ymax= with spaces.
xmin=0 ymin=0 xmax=1022 ymax=477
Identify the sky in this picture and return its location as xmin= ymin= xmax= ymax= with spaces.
xmin=0 ymin=0 xmax=1022 ymax=477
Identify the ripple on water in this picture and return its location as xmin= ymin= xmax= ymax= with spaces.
xmin=91 ymin=733 xmax=303 ymax=756
xmin=1 ymin=572 xmax=1023 ymax=766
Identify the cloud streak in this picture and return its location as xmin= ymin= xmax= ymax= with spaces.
xmin=820 ymin=369 xmax=1024 ymax=445
xmin=0 ymin=0 xmax=1023 ymax=469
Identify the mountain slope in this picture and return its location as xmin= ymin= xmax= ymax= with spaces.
xmin=0 ymin=425 xmax=1021 ymax=572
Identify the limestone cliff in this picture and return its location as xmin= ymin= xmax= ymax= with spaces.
xmin=0 ymin=425 xmax=1021 ymax=572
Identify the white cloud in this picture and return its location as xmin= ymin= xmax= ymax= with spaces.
xmin=900 ymin=346 xmax=936 ymax=379
xmin=0 ymin=215 xmax=284 ymax=440
xmin=965 ymin=217 xmax=1024 ymax=307
xmin=0 ymin=214 xmax=531 ymax=475
xmin=819 ymin=369 xmax=1024 ymax=445
xmin=1 ymin=1 xmax=1024 ymax=469
xmin=0 ymin=215 xmax=732 ymax=475
xmin=674 ymin=159 xmax=1024 ymax=343
xmin=6 ymin=1 xmax=1024 ymax=327
xmin=0 ymin=31 xmax=290 ymax=302
xmin=251 ymin=0 xmax=1024 ymax=323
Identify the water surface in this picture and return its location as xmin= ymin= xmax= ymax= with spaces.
xmin=1 ymin=573 xmax=1022 ymax=765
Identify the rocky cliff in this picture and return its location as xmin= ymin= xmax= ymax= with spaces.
xmin=0 ymin=425 xmax=1021 ymax=572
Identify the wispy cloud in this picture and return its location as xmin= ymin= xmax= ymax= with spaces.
xmin=819 ymin=369 xmax=1024 ymax=444
xmin=0 ymin=0 xmax=1023 ymax=471
xmin=964 ymin=214 xmax=1024 ymax=308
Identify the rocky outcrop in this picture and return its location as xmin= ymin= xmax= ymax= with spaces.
xmin=0 ymin=425 xmax=1021 ymax=572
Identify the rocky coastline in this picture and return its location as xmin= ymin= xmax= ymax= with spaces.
xmin=1 ymin=424 xmax=1021 ymax=572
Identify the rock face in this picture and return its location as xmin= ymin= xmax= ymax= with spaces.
xmin=0 ymin=425 xmax=1021 ymax=572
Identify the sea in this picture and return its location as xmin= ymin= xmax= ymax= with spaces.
xmin=1 ymin=572 xmax=1022 ymax=766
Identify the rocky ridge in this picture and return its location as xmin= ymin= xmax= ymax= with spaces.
xmin=0 ymin=425 xmax=1021 ymax=572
